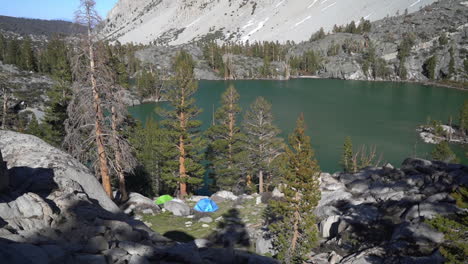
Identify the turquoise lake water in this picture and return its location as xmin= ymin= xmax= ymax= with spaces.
xmin=129 ymin=79 xmax=468 ymax=173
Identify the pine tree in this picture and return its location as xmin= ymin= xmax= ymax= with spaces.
xmin=269 ymin=114 xmax=321 ymax=263
xmin=129 ymin=119 xmax=176 ymax=196
xmin=41 ymin=82 xmax=71 ymax=147
xmin=20 ymin=37 xmax=37 ymax=72
xmin=5 ymin=39 xmax=20 ymax=66
xmin=26 ymin=114 xmax=43 ymax=138
xmin=160 ymin=50 xmax=205 ymax=197
xmin=106 ymin=44 xmax=129 ymax=88
xmin=423 ymin=55 xmax=437 ymax=80
xmin=448 ymin=46 xmax=455 ymax=79
xmin=427 ymin=187 xmax=468 ymax=264
xmin=341 ymin=136 xmax=354 ymax=173
xmin=459 ymin=100 xmax=468 ymax=135
xmin=0 ymin=33 xmax=6 ymax=61
xmin=431 ymin=141 xmax=458 ymax=163
xmin=48 ymin=37 xmax=72 ymax=82
xmin=206 ymin=85 xmax=247 ymax=191
xmin=243 ymin=97 xmax=283 ymax=193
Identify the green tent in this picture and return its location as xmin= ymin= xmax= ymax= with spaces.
xmin=155 ymin=194 xmax=173 ymax=205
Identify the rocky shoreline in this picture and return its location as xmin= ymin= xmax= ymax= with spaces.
xmin=418 ymin=125 xmax=468 ymax=144
xmin=0 ymin=131 xmax=467 ymax=263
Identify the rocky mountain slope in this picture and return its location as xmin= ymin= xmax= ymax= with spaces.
xmin=134 ymin=0 xmax=468 ymax=83
xmin=102 ymin=0 xmax=437 ymax=45
xmin=0 ymin=131 xmax=277 ymax=264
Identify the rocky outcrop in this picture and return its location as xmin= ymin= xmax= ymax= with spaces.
xmin=418 ymin=125 xmax=468 ymax=144
xmin=0 ymin=131 xmax=278 ymax=263
xmin=0 ymin=130 xmax=118 ymax=213
xmin=312 ymin=158 xmax=467 ymax=263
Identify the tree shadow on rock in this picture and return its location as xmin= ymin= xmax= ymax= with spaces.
xmin=209 ymin=208 xmax=250 ymax=249
xmin=163 ymin=231 xmax=195 ymax=243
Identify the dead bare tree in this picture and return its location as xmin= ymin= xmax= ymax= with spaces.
xmin=108 ymin=86 xmax=136 ymax=202
xmin=351 ymin=145 xmax=382 ymax=172
xmin=65 ymin=0 xmax=136 ymax=200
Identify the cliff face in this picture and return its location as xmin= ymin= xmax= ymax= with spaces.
xmin=102 ymin=0 xmax=437 ymax=45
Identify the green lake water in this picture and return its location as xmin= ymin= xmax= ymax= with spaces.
xmin=129 ymin=79 xmax=468 ymax=173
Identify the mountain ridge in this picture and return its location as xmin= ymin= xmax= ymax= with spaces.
xmin=0 ymin=15 xmax=86 ymax=37
xmin=102 ymin=0 xmax=438 ymax=45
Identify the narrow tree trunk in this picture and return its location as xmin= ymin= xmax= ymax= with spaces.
xmin=258 ymin=170 xmax=264 ymax=194
xmin=291 ymin=210 xmax=300 ymax=252
xmin=179 ymin=133 xmax=187 ymax=197
xmin=111 ymin=106 xmax=128 ymax=201
xmin=227 ymin=90 xmax=234 ymax=168
xmin=291 ymin=191 xmax=301 ymax=253
xmin=179 ymin=93 xmax=187 ymax=197
xmin=86 ymin=6 xmax=113 ymax=199
xmin=2 ymin=88 xmax=7 ymax=130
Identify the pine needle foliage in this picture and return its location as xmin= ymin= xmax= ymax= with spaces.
xmin=427 ymin=187 xmax=468 ymax=264
xmin=269 ymin=114 xmax=321 ymax=263
xmin=243 ymin=97 xmax=284 ymax=193
xmin=205 ymin=85 xmax=247 ymax=191
xmin=341 ymin=136 xmax=354 ymax=173
xmin=159 ymin=50 xmax=205 ymax=196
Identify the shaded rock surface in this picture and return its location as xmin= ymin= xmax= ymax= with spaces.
xmin=311 ymin=158 xmax=467 ymax=263
xmin=0 ymin=131 xmax=278 ymax=264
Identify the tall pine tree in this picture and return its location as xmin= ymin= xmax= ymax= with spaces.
xmin=206 ymin=84 xmax=247 ymax=191
xmin=243 ymin=97 xmax=283 ymax=193
xmin=341 ymin=136 xmax=354 ymax=173
xmin=459 ymin=100 xmax=468 ymax=135
xmin=160 ymin=50 xmax=205 ymax=197
xmin=269 ymin=114 xmax=321 ymax=263
xmin=5 ymin=39 xmax=20 ymax=66
xmin=129 ymin=119 xmax=176 ymax=196
xmin=41 ymin=82 xmax=71 ymax=147
xmin=20 ymin=37 xmax=37 ymax=72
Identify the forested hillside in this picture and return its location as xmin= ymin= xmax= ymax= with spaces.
xmin=0 ymin=15 xmax=85 ymax=37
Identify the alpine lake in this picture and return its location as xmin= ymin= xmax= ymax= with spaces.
xmin=129 ymin=79 xmax=468 ymax=173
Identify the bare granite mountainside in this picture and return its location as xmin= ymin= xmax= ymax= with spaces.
xmin=101 ymin=0 xmax=437 ymax=45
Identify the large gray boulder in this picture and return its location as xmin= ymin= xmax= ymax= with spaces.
xmin=164 ymin=200 xmax=191 ymax=216
xmin=255 ymin=232 xmax=275 ymax=255
xmin=403 ymin=202 xmax=461 ymax=221
xmin=122 ymin=192 xmax=160 ymax=215
xmin=319 ymin=215 xmax=341 ymax=238
xmin=0 ymin=130 xmax=119 ymax=213
xmin=212 ymin=190 xmax=238 ymax=201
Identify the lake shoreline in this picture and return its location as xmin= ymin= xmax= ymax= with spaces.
xmin=195 ymin=76 xmax=468 ymax=91
xmin=129 ymin=79 xmax=468 ymax=172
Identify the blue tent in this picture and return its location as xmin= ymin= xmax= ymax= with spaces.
xmin=194 ymin=198 xmax=219 ymax=213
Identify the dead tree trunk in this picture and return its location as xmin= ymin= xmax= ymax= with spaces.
xmin=111 ymin=106 xmax=127 ymax=201
xmin=85 ymin=2 xmax=112 ymax=199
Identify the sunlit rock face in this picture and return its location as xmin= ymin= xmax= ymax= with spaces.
xmin=101 ymin=0 xmax=437 ymax=45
